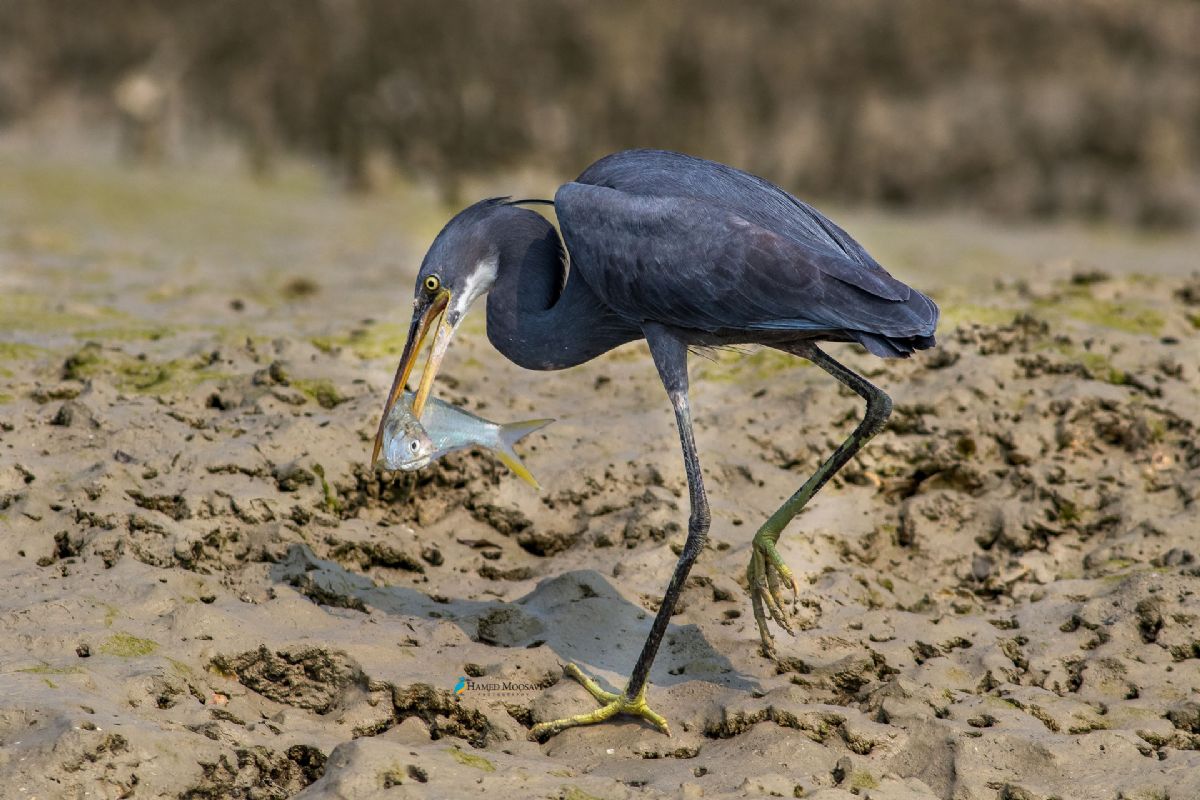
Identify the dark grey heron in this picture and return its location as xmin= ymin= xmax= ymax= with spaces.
xmin=372 ymin=149 xmax=937 ymax=740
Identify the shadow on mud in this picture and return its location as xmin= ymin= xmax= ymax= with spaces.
xmin=270 ymin=543 xmax=753 ymax=692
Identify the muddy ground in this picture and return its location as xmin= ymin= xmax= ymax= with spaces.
xmin=1 ymin=152 xmax=1199 ymax=800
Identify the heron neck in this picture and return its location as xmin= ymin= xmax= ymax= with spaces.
xmin=484 ymin=207 xmax=639 ymax=370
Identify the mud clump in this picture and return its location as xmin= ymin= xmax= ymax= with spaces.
xmin=50 ymin=399 xmax=96 ymax=428
xmin=474 ymin=606 xmax=545 ymax=647
xmin=340 ymin=453 xmax=492 ymax=523
xmin=182 ymin=745 xmax=326 ymax=800
xmin=126 ymin=490 xmax=190 ymax=521
xmin=951 ymin=313 xmax=1050 ymax=355
xmin=62 ymin=342 xmax=103 ymax=381
xmin=272 ymin=462 xmax=315 ymax=492
xmin=390 ymin=683 xmax=493 ymax=748
xmin=515 ymin=526 xmax=580 ymax=557
xmin=61 ymin=732 xmax=129 ymax=772
xmin=1167 ymin=702 xmax=1200 ymax=734
xmin=210 ymin=646 xmax=368 ymax=714
xmin=471 ymin=502 xmax=533 ymax=537
xmin=329 ymin=539 xmax=424 ymax=573
xmin=478 ymin=563 xmax=534 ymax=581
xmin=1175 ymin=276 xmax=1200 ymax=306
xmin=703 ymin=702 xmax=844 ymax=743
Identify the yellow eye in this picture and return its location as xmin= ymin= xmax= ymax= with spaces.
xmin=424 ymin=275 xmax=440 ymax=292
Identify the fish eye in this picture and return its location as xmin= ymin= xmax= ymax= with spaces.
xmin=424 ymin=275 xmax=440 ymax=293
xmin=409 ymin=440 xmax=420 ymax=452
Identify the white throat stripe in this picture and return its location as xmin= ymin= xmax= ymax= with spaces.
xmin=451 ymin=254 xmax=499 ymax=318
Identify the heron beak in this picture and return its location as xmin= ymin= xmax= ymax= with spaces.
xmin=371 ymin=289 xmax=449 ymax=465
xmin=410 ymin=304 xmax=459 ymax=418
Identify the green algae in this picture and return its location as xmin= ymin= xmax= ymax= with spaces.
xmin=940 ymin=283 xmax=1164 ymax=337
xmin=16 ymin=663 xmax=84 ymax=675
xmin=378 ymin=764 xmax=406 ymax=788
xmin=1071 ymin=353 xmax=1126 ymax=386
xmin=561 ymin=788 xmax=604 ymax=800
xmin=446 ymin=747 xmax=495 ymax=772
xmin=1034 ymin=290 xmax=1164 ymax=336
xmin=1 ymin=350 xmax=27 ymax=377
xmin=1046 ymin=343 xmax=1129 ymax=386
xmin=312 ymin=463 xmax=343 ymax=513
xmin=292 ymin=379 xmax=347 ymax=409
xmin=312 ymin=322 xmax=408 ymax=360
xmin=61 ymin=342 xmax=230 ymax=395
xmin=696 ymin=347 xmax=810 ymax=383
xmin=167 ymin=657 xmax=195 ymax=677
xmin=73 ymin=325 xmax=173 ymax=342
xmin=0 ymin=293 xmax=126 ymax=334
xmin=0 ymin=341 xmax=46 ymax=361
xmin=850 ymin=771 xmax=879 ymax=790
xmin=311 ymin=314 xmax=505 ymax=360
xmin=99 ymin=632 xmax=159 ymax=657
xmin=938 ymin=302 xmax=1022 ymax=330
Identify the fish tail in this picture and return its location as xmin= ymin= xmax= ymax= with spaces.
xmin=495 ymin=418 xmax=554 ymax=490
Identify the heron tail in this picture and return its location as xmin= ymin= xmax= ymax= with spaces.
xmin=855 ymin=330 xmax=937 ymax=358
xmin=493 ymin=418 xmax=554 ymax=489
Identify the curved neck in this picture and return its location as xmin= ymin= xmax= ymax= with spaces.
xmin=484 ymin=207 xmax=639 ymax=370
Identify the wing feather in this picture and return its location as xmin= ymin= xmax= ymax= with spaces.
xmin=576 ymin=149 xmax=897 ymax=280
xmin=555 ymin=182 xmax=936 ymax=340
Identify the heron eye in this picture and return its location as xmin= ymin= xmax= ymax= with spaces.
xmin=424 ymin=275 xmax=440 ymax=293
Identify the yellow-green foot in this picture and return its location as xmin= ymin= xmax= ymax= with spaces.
xmin=746 ymin=529 xmax=801 ymax=659
xmin=528 ymin=663 xmax=671 ymax=742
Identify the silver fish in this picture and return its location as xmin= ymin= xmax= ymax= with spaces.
xmin=380 ymin=391 xmax=553 ymax=489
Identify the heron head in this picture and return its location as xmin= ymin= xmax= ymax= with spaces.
xmin=372 ymin=200 xmax=504 ymax=465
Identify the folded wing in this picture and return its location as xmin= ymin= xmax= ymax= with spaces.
xmin=555 ymin=180 xmax=937 ymax=352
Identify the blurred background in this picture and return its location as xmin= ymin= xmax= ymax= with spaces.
xmin=2 ymin=0 xmax=1199 ymax=229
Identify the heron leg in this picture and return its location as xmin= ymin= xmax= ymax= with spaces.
xmin=747 ymin=343 xmax=892 ymax=658
xmin=529 ymin=324 xmax=708 ymax=742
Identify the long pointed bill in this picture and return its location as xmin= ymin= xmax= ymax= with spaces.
xmin=371 ymin=291 xmax=448 ymax=465
xmin=410 ymin=309 xmax=459 ymax=419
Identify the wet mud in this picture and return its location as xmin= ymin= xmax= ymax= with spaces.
xmin=2 ymin=158 xmax=1199 ymax=799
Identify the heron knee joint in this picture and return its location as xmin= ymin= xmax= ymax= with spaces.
xmin=868 ymin=391 xmax=893 ymax=428
xmin=874 ymin=392 xmax=893 ymax=417
xmin=682 ymin=531 xmax=709 ymax=560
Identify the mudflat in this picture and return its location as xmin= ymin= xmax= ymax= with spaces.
xmin=2 ymin=155 xmax=1198 ymax=799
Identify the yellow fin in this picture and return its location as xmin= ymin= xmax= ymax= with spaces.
xmin=495 ymin=450 xmax=541 ymax=490
xmin=493 ymin=417 xmax=553 ymax=490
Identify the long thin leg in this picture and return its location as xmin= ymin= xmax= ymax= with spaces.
xmin=747 ymin=342 xmax=893 ymax=657
xmin=529 ymin=323 xmax=709 ymax=741
xmin=627 ymin=324 xmax=710 ymax=696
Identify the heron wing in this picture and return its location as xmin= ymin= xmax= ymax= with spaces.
xmin=555 ymin=181 xmax=936 ymax=339
xmin=574 ymin=148 xmax=903 ymax=297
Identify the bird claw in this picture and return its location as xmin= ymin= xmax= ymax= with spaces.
xmin=746 ymin=532 xmax=801 ymax=657
xmin=527 ymin=663 xmax=671 ymax=742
